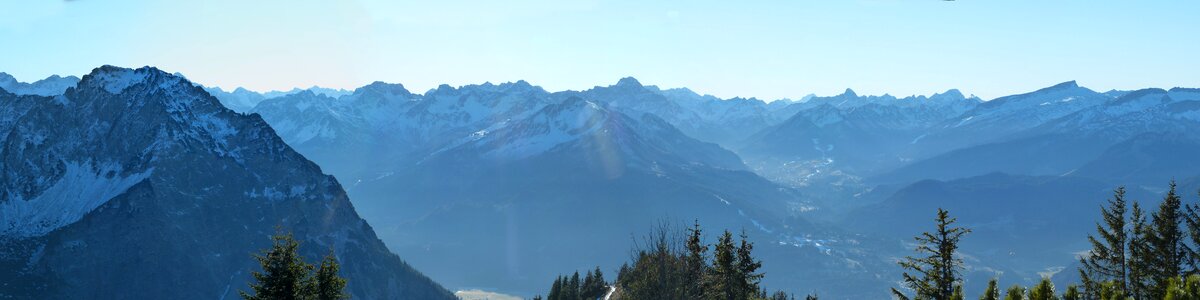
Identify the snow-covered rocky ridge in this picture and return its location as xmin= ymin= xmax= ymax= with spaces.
xmin=0 ymin=65 xmax=455 ymax=300
xmin=0 ymin=72 xmax=79 ymax=96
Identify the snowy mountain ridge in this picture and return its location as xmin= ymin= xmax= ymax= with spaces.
xmin=0 ymin=72 xmax=80 ymax=96
xmin=0 ymin=65 xmax=455 ymax=299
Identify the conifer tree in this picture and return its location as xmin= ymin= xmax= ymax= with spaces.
xmin=1026 ymin=278 xmax=1057 ymax=300
xmin=1165 ymin=274 xmax=1200 ymax=300
xmin=767 ymin=290 xmax=791 ymax=300
xmin=582 ymin=270 xmax=595 ymax=299
xmin=736 ymin=230 xmax=764 ymax=298
xmin=589 ymin=267 xmax=607 ymax=299
xmin=685 ymin=220 xmax=709 ymax=299
xmin=549 ymin=276 xmax=562 ymax=300
xmin=241 ymin=232 xmax=315 ymax=300
xmin=1128 ymin=201 xmax=1152 ymax=299
xmin=892 ymin=208 xmax=970 ymax=300
xmin=980 ymin=278 xmax=1000 ymax=300
xmin=1096 ymin=280 xmax=1126 ymax=300
xmin=708 ymin=230 xmax=739 ymax=300
xmin=314 ymin=251 xmax=348 ymax=300
xmin=1060 ymin=285 xmax=1080 ymax=300
xmin=1003 ymin=285 xmax=1025 ymax=300
xmin=1147 ymin=181 xmax=1186 ymax=298
xmin=566 ymin=272 xmax=581 ymax=300
xmin=1080 ymin=187 xmax=1129 ymax=297
xmin=1185 ymin=189 xmax=1200 ymax=273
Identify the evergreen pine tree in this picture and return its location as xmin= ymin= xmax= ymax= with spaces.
xmin=1147 ymin=181 xmax=1186 ymax=298
xmin=707 ymin=230 xmax=738 ymax=300
xmin=1097 ymin=280 xmax=1126 ymax=300
xmin=549 ymin=276 xmax=562 ymax=300
xmin=892 ymin=208 xmax=971 ymax=300
xmin=685 ymin=220 xmax=709 ymax=299
xmin=980 ymin=278 xmax=1000 ymax=300
xmin=582 ymin=270 xmax=595 ymax=299
xmin=1165 ymin=274 xmax=1200 ymax=300
xmin=1128 ymin=201 xmax=1152 ymax=299
xmin=241 ymin=232 xmax=315 ymax=300
xmin=588 ymin=267 xmax=607 ymax=299
xmin=1026 ymin=278 xmax=1057 ymax=300
xmin=768 ymin=291 xmax=790 ymax=300
xmin=313 ymin=250 xmax=348 ymax=300
xmin=1080 ymin=187 xmax=1129 ymax=297
xmin=1003 ymin=285 xmax=1025 ymax=300
xmin=1185 ymin=189 xmax=1200 ymax=273
xmin=736 ymin=230 xmax=763 ymax=298
xmin=566 ymin=272 xmax=581 ymax=300
xmin=1060 ymin=285 xmax=1080 ymax=300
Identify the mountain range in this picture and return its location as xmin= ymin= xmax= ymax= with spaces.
xmin=4 ymin=67 xmax=1199 ymax=298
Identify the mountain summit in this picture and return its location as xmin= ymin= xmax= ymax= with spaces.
xmin=0 ymin=66 xmax=454 ymax=300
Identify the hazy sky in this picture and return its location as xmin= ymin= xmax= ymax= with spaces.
xmin=1 ymin=0 xmax=1196 ymax=100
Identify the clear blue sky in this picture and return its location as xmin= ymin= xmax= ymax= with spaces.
xmin=1 ymin=0 xmax=1196 ymax=100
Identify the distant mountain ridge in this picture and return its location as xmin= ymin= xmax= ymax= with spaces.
xmin=215 ymin=74 xmax=1200 ymax=297
xmin=0 ymin=72 xmax=79 ymax=96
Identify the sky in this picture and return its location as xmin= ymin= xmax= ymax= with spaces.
xmin=0 ymin=0 xmax=1196 ymax=100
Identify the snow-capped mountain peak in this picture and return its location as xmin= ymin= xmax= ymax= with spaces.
xmin=83 ymin=65 xmax=156 ymax=94
xmin=614 ymin=76 xmax=643 ymax=88
xmin=840 ymin=88 xmax=858 ymax=98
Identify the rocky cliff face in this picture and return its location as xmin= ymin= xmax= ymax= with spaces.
xmin=0 ymin=66 xmax=454 ymax=300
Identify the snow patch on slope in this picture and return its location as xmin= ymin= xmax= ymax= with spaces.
xmin=92 ymin=68 xmax=150 ymax=94
xmin=1 ymin=161 xmax=153 ymax=238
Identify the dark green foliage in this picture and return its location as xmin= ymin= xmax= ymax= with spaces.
xmin=1080 ymin=187 xmax=1129 ymax=298
xmin=1003 ymin=285 xmax=1025 ymax=300
xmin=242 ymin=232 xmax=315 ymax=300
xmin=314 ymin=251 xmax=349 ymax=300
xmin=540 ymin=221 xmax=790 ymax=300
xmin=980 ymin=278 xmax=999 ymax=300
xmin=737 ymin=230 xmax=764 ymax=297
xmin=1186 ymin=189 xmax=1200 ymax=273
xmin=1096 ymin=280 xmax=1127 ymax=300
xmin=1165 ymin=274 xmax=1200 ymax=300
xmin=685 ymin=220 xmax=709 ymax=298
xmin=240 ymin=232 xmax=349 ymax=300
xmin=1146 ymin=181 xmax=1187 ymax=298
xmin=565 ymin=272 xmax=580 ymax=300
xmin=615 ymin=222 xmax=690 ymax=300
xmin=1127 ymin=201 xmax=1152 ymax=299
xmin=1026 ymin=278 xmax=1057 ymax=300
xmin=577 ymin=267 xmax=608 ymax=300
xmin=549 ymin=276 xmax=563 ymax=300
xmin=767 ymin=290 xmax=791 ymax=300
xmin=892 ymin=208 xmax=970 ymax=300
xmin=1060 ymin=285 xmax=1080 ymax=300
xmin=708 ymin=230 xmax=739 ymax=300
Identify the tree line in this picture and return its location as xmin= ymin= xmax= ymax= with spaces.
xmin=537 ymin=267 xmax=608 ymax=300
xmin=893 ymin=182 xmax=1200 ymax=300
xmin=538 ymin=221 xmax=816 ymax=300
